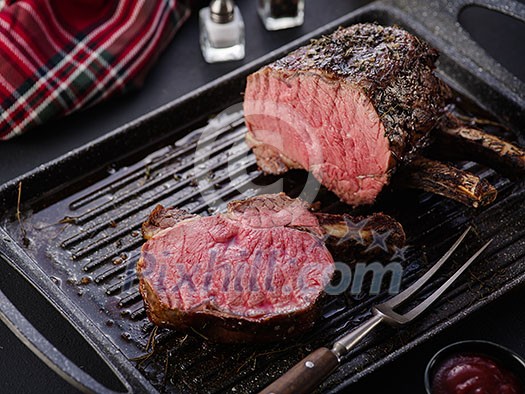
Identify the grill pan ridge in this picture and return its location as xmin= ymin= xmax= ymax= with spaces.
xmin=0 ymin=2 xmax=524 ymax=393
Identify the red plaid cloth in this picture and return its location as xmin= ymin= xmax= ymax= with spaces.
xmin=0 ymin=0 xmax=190 ymax=140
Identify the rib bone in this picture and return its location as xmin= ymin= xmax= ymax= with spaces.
xmin=431 ymin=115 xmax=525 ymax=179
xmin=401 ymin=157 xmax=497 ymax=208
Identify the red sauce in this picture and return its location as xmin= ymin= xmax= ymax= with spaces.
xmin=431 ymin=353 xmax=524 ymax=394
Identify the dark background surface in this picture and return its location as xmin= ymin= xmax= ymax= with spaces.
xmin=0 ymin=0 xmax=524 ymax=393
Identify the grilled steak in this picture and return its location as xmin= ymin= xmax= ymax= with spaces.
xmin=138 ymin=194 xmax=335 ymax=343
xmin=243 ymin=23 xmax=451 ymax=205
xmin=138 ymin=193 xmax=405 ymax=342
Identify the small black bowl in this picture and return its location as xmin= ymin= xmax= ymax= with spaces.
xmin=424 ymin=340 xmax=525 ymax=394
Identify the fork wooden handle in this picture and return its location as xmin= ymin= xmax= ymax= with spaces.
xmin=259 ymin=347 xmax=340 ymax=394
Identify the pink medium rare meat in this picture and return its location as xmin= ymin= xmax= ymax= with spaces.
xmin=137 ymin=194 xmax=335 ymax=343
xmin=243 ymin=23 xmax=451 ymax=205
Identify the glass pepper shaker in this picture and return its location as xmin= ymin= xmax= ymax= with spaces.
xmin=258 ymin=0 xmax=304 ymax=31
xmin=199 ymin=0 xmax=245 ymax=63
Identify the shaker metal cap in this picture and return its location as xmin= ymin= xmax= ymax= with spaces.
xmin=210 ymin=0 xmax=234 ymax=23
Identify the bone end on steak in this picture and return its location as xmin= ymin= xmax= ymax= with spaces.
xmin=402 ymin=157 xmax=498 ymax=208
xmin=317 ymin=212 xmax=406 ymax=247
xmin=316 ymin=212 xmax=406 ymax=260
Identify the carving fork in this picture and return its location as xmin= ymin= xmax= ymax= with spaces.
xmin=260 ymin=227 xmax=492 ymax=394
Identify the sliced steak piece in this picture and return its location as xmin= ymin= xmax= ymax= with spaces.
xmin=138 ymin=194 xmax=335 ymax=343
xmin=243 ymin=23 xmax=451 ymax=206
xmin=138 ymin=193 xmax=405 ymax=342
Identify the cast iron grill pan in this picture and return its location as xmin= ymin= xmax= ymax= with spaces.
xmin=0 ymin=2 xmax=524 ymax=393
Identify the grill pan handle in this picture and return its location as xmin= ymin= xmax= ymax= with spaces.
xmin=392 ymin=0 xmax=525 ymax=29
xmin=454 ymin=0 xmax=525 ymax=22
xmin=0 ymin=288 xmax=128 ymax=394
xmin=388 ymin=0 xmax=525 ymax=131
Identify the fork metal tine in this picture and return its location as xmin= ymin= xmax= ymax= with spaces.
xmin=379 ymin=226 xmax=472 ymax=309
xmin=400 ymin=239 xmax=492 ymax=322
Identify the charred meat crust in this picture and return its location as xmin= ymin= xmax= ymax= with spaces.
xmin=227 ymin=191 xmax=310 ymax=216
xmin=142 ymin=204 xmax=196 ymax=240
xmin=225 ymin=192 xmax=323 ymax=235
xmin=266 ymin=23 xmax=452 ymax=162
xmin=143 ymin=193 xmax=324 ymax=239
xmin=137 ymin=269 xmax=324 ymax=343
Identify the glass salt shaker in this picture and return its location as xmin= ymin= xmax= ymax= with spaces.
xmin=199 ymin=0 xmax=245 ymax=63
xmin=258 ymin=0 xmax=304 ymax=31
